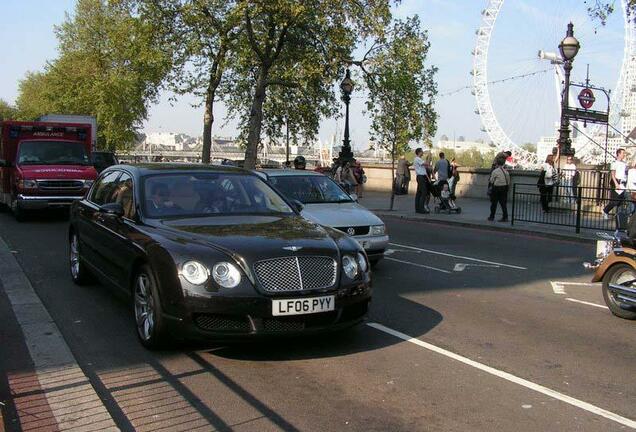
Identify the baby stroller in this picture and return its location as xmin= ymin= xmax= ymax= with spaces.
xmin=431 ymin=180 xmax=461 ymax=214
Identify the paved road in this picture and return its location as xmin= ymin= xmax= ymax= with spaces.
xmin=1 ymin=209 xmax=634 ymax=431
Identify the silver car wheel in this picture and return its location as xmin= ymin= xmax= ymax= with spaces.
xmin=70 ymin=234 xmax=80 ymax=279
xmin=134 ymin=273 xmax=155 ymax=341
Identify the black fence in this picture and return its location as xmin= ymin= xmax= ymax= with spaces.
xmin=511 ymin=182 xmax=631 ymax=233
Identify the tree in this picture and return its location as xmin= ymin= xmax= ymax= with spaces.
xmin=227 ymin=0 xmax=391 ymax=169
xmin=137 ymin=0 xmax=243 ymax=163
xmin=0 ymin=99 xmax=18 ymax=121
xmin=363 ymin=16 xmax=437 ymax=210
xmin=15 ymin=0 xmax=171 ymax=149
xmin=521 ymin=142 xmax=537 ymax=153
xmin=587 ymin=1 xmax=636 ymax=24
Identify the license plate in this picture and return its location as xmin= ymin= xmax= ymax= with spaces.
xmin=272 ymin=295 xmax=335 ymax=316
xmin=358 ymin=240 xmax=370 ymax=249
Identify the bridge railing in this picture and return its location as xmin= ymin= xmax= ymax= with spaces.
xmin=511 ymin=183 xmax=631 ymax=233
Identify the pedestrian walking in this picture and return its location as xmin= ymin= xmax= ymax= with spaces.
xmin=353 ymin=161 xmax=366 ymax=198
xmin=335 ymin=161 xmax=358 ymax=194
xmin=538 ymin=153 xmax=559 ymax=213
xmin=395 ymin=156 xmax=411 ymax=195
xmin=627 ymin=159 xmax=636 ymax=214
xmin=434 ymin=152 xmax=450 ymax=183
xmin=603 ymin=148 xmax=628 ymax=219
xmin=488 ymin=157 xmax=510 ymax=222
xmin=561 ymin=155 xmax=577 ymax=204
xmin=414 ymin=148 xmax=430 ymax=213
xmin=448 ymin=158 xmax=460 ymax=197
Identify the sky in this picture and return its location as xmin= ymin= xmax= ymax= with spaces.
xmin=0 ymin=0 xmax=626 ymax=151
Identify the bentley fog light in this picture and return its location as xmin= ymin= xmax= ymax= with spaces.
xmin=212 ymin=262 xmax=241 ymax=288
xmin=357 ymin=253 xmax=368 ymax=273
xmin=181 ymin=261 xmax=209 ymax=285
xmin=369 ymin=225 xmax=385 ymax=236
xmin=342 ymin=255 xmax=359 ymax=279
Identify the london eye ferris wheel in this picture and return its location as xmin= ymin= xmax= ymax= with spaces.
xmin=472 ymin=0 xmax=636 ymax=167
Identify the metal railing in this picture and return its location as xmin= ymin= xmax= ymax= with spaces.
xmin=511 ymin=183 xmax=631 ymax=233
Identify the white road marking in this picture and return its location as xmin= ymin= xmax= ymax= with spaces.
xmin=389 ymin=242 xmax=527 ymax=270
xmin=551 ymin=281 xmax=599 ymax=295
xmin=384 ymin=257 xmax=451 ymax=274
xmin=565 ymin=298 xmax=609 ymax=309
xmin=367 ymin=322 xmax=636 ymax=430
xmin=384 ymin=248 xmax=421 ymax=256
xmin=453 ymin=263 xmax=500 ymax=272
xmin=551 ymin=281 xmax=566 ymax=295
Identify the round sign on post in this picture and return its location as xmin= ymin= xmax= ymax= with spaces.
xmin=578 ymin=88 xmax=595 ymax=110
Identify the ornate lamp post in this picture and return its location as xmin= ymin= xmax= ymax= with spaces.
xmin=557 ymin=22 xmax=580 ymax=157
xmin=338 ymin=69 xmax=355 ymax=163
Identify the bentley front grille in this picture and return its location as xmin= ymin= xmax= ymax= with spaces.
xmin=253 ymin=256 xmax=337 ymax=292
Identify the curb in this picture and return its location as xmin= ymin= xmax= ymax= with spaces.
xmin=373 ymin=210 xmax=597 ymax=244
xmin=0 ymin=236 xmax=119 ymax=431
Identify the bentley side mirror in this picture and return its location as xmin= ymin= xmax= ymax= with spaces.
xmin=99 ymin=202 xmax=124 ymax=218
xmin=291 ymin=199 xmax=304 ymax=213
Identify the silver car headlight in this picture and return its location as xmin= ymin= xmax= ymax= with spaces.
xmin=181 ymin=261 xmax=209 ymax=285
xmin=357 ymin=252 xmax=368 ymax=273
xmin=212 ymin=262 xmax=241 ymax=288
xmin=342 ymin=255 xmax=359 ymax=279
xmin=369 ymin=224 xmax=385 ymax=236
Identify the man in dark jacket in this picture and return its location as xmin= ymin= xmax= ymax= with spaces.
xmin=396 ymin=156 xmax=411 ymax=195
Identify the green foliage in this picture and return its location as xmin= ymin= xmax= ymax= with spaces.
xmin=225 ymin=0 xmax=392 ymax=169
xmin=521 ymin=142 xmax=537 ymax=153
xmin=15 ymin=0 xmax=171 ymax=150
xmin=0 ymin=99 xmax=17 ymax=121
xmin=135 ymin=0 xmax=243 ymax=162
xmin=364 ymin=16 xmax=438 ymax=159
xmin=437 ymin=147 xmax=496 ymax=169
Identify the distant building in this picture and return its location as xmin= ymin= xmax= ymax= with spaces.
xmin=434 ymin=136 xmax=495 ymax=155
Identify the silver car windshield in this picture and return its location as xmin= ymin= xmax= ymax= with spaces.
xmin=270 ymin=175 xmax=352 ymax=204
xmin=143 ymin=173 xmax=294 ymax=218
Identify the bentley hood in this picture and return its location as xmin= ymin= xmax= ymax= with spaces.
xmin=155 ymin=214 xmax=341 ymax=262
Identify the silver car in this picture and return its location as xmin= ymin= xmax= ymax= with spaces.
xmin=260 ymin=169 xmax=388 ymax=265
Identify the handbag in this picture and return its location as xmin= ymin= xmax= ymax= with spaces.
xmin=537 ymin=170 xmax=545 ymax=188
xmin=487 ymin=183 xmax=493 ymax=197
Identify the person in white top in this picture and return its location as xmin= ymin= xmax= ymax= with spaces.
xmin=538 ymin=151 xmax=558 ymax=213
xmin=561 ymin=155 xmax=577 ymax=204
xmin=603 ymin=148 xmax=628 ymax=218
xmin=413 ymin=148 xmax=430 ymax=213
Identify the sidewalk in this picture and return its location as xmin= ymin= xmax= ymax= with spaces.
xmin=358 ymin=191 xmax=598 ymax=242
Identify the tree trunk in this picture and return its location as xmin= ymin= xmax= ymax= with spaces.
xmin=202 ymin=87 xmax=215 ymax=164
xmin=389 ymin=140 xmax=396 ymax=211
xmin=244 ymin=68 xmax=269 ymax=170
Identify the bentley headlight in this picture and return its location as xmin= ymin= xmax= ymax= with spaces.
xmin=369 ymin=225 xmax=385 ymax=236
xmin=181 ymin=261 xmax=209 ymax=285
xmin=357 ymin=252 xmax=368 ymax=273
xmin=342 ymin=255 xmax=359 ymax=279
xmin=212 ymin=262 xmax=241 ymax=288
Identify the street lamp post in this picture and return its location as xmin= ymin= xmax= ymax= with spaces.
xmin=338 ymin=69 xmax=355 ymax=164
xmin=557 ymin=22 xmax=580 ymax=157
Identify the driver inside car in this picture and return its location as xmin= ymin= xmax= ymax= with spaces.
xmin=148 ymin=183 xmax=179 ymax=211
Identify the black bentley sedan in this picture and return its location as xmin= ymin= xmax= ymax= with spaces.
xmin=68 ymin=164 xmax=371 ymax=348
